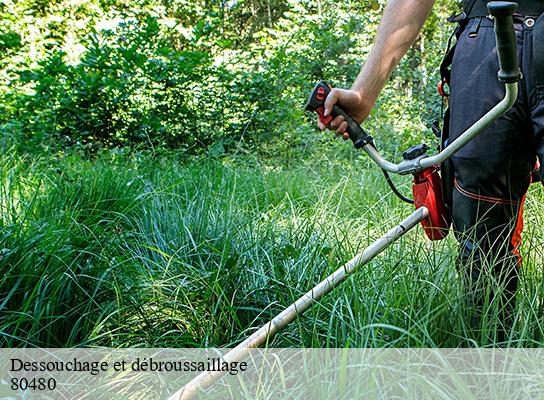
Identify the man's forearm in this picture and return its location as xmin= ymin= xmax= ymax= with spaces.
xmin=352 ymin=0 xmax=435 ymax=103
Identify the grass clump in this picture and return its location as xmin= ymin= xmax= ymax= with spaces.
xmin=1 ymin=150 xmax=544 ymax=348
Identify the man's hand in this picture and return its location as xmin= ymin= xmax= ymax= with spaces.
xmin=316 ymin=88 xmax=374 ymax=140
xmin=317 ymin=0 xmax=435 ymax=141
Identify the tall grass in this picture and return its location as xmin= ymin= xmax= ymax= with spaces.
xmin=1 ymin=150 xmax=543 ymax=348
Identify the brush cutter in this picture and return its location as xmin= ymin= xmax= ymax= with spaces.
xmin=169 ymin=2 xmax=520 ymax=399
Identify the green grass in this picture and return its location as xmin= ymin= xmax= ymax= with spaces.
xmin=1 ymin=149 xmax=544 ymax=348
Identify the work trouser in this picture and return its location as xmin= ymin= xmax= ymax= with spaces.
xmin=447 ymin=14 xmax=544 ymax=336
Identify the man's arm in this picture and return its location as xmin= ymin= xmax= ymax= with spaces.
xmin=319 ymin=0 xmax=435 ymax=139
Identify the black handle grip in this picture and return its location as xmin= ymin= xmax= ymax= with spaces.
xmin=330 ymin=104 xmax=373 ymax=148
xmin=487 ymin=1 xmax=521 ymax=83
xmin=305 ymin=81 xmax=373 ymax=149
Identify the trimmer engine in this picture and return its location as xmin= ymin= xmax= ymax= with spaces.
xmin=402 ymin=144 xmax=451 ymax=240
xmin=412 ymin=166 xmax=451 ymax=240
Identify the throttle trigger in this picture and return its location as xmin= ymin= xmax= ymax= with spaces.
xmin=316 ymin=106 xmax=332 ymax=125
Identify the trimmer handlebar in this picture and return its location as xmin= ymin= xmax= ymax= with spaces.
xmin=306 ymin=1 xmax=520 ymax=174
xmin=488 ymin=1 xmax=521 ymax=83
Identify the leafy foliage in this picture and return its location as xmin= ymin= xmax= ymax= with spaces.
xmin=1 ymin=0 xmax=459 ymax=155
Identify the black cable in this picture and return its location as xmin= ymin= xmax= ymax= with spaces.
xmin=381 ymin=168 xmax=414 ymax=204
xmin=367 ymin=141 xmax=414 ymax=204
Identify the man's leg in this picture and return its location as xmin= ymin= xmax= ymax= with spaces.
xmin=448 ymin=17 xmax=534 ymax=341
xmin=452 ymin=170 xmax=529 ymax=340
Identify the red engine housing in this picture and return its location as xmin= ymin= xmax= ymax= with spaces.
xmin=412 ymin=166 xmax=451 ymax=240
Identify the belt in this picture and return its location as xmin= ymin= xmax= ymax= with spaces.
xmin=466 ymin=0 xmax=544 ymax=18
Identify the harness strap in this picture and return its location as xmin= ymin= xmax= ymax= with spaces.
xmin=439 ymin=41 xmax=455 ymax=87
xmin=535 ymin=13 xmax=544 ymax=89
xmin=439 ymin=20 xmax=466 ymax=91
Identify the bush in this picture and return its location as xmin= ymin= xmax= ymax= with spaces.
xmin=1 ymin=0 xmax=456 ymax=157
xmin=10 ymin=17 xmax=273 ymax=153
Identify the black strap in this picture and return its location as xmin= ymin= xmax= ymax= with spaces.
xmin=535 ymin=13 xmax=544 ymax=88
xmin=440 ymin=43 xmax=454 ymax=86
xmin=462 ymin=0 xmax=478 ymax=19
xmin=439 ymin=22 xmax=464 ymax=88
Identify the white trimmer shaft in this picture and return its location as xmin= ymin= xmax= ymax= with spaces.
xmin=169 ymin=206 xmax=429 ymax=400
